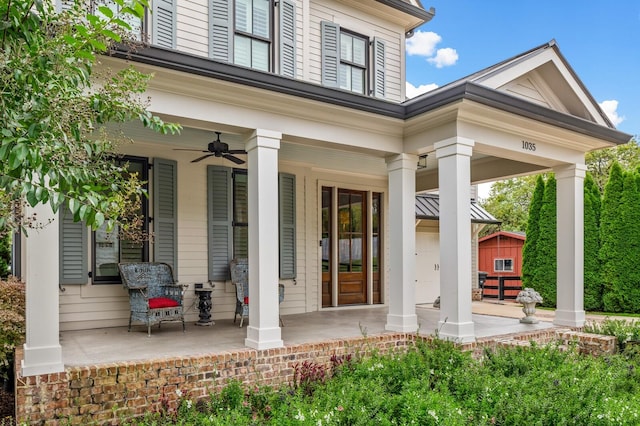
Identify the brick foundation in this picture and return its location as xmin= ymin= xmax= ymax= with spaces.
xmin=15 ymin=329 xmax=617 ymax=424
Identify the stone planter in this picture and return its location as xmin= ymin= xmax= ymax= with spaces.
xmin=520 ymin=301 xmax=539 ymax=324
xmin=516 ymin=288 xmax=543 ymax=324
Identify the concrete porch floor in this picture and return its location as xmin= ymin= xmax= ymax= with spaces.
xmin=60 ymin=302 xmax=555 ymax=367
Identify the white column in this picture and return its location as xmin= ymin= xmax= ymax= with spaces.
xmin=22 ymin=202 xmax=64 ymax=376
xmin=385 ymin=154 xmax=418 ymax=332
xmin=436 ymin=137 xmax=475 ymax=343
xmin=554 ymin=163 xmax=586 ymax=327
xmin=245 ymin=129 xmax=284 ymax=349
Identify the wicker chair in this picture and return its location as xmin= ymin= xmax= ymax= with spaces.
xmin=230 ymin=258 xmax=249 ymax=327
xmin=118 ymin=262 xmax=185 ymax=337
xmin=230 ymin=259 xmax=285 ymax=328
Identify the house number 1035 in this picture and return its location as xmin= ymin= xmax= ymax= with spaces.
xmin=522 ymin=140 xmax=536 ymax=151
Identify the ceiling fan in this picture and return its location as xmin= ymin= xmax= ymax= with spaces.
xmin=174 ymin=132 xmax=247 ymax=164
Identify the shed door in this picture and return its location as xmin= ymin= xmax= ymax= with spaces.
xmin=416 ymin=232 xmax=440 ymax=304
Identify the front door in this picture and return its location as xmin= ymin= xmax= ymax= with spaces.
xmin=337 ymin=189 xmax=367 ymax=305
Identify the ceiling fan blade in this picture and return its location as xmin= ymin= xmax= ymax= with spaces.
xmin=227 ymin=149 xmax=247 ymax=155
xmin=174 ymin=148 xmax=208 ymax=152
xmin=191 ymin=154 xmax=215 ymax=163
xmin=223 ymin=154 xmax=245 ymax=165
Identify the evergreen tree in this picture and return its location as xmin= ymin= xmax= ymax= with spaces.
xmin=0 ymin=233 xmax=9 ymax=277
xmin=521 ymin=175 xmax=545 ymax=289
xmin=583 ymin=174 xmax=602 ymax=311
xmin=534 ymin=176 xmax=557 ymax=307
xmin=600 ymin=163 xmax=625 ymax=312
xmin=606 ymin=171 xmax=640 ymax=313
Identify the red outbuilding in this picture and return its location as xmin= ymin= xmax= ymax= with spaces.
xmin=478 ymin=231 xmax=525 ymax=300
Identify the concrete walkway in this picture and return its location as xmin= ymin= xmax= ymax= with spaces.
xmin=471 ymin=300 xmax=635 ymax=323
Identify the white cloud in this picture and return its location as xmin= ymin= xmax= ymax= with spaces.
xmin=427 ymin=48 xmax=459 ymax=68
xmin=599 ymin=99 xmax=625 ymax=126
xmin=406 ymin=82 xmax=439 ymax=99
xmin=406 ymin=31 xmax=459 ymax=68
xmin=406 ymin=31 xmax=442 ymax=57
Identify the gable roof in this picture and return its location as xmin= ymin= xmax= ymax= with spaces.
xmin=415 ymin=193 xmax=501 ymax=224
xmin=478 ymin=231 xmax=526 ymax=244
xmin=407 ymin=40 xmax=616 ymax=130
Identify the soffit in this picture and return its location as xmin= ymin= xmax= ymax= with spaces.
xmin=338 ymin=0 xmax=435 ymax=31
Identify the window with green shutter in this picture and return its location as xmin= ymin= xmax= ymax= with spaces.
xmin=59 ymin=156 xmax=177 ymax=285
xmin=207 ymin=166 xmax=296 ymax=280
xmin=210 ymin=0 xmax=296 ymax=76
xmin=321 ymin=22 xmax=386 ymax=98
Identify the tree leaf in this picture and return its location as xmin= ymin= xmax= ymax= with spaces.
xmin=8 ymin=143 xmax=28 ymax=170
xmin=98 ymin=6 xmax=114 ymax=19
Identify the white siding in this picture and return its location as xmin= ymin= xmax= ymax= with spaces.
xmin=176 ymin=0 xmax=209 ymax=56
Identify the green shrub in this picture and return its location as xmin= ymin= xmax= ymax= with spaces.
xmin=0 ymin=234 xmax=9 ymax=278
xmin=584 ymin=318 xmax=640 ymax=350
xmin=0 ymin=276 xmax=25 ymax=381
xmin=128 ymin=339 xmax=640 ymax=425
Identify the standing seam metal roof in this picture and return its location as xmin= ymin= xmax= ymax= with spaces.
xmin=415 ymin=193 xmax=501 ymax=224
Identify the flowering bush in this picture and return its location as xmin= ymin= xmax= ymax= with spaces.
xmin=516 ymin=287 xmax=543 ymax=304
xmin=131 ymin=339 xmax=640 ymax=425
xmin=0 ymin=277 xmax=25 ymax=381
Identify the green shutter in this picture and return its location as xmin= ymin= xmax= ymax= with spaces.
xmin=279 ymin=173 xmax=296 ymax=279
xmin=153 ymin=158 xmax=178 ymax=270
xmin=279 ymin=0 xmax=296 ymax=78
xmin=372 ymin=37 xmax=386 ymax=98
xmin=210 ymin=0 xmax=233 ymax=62
xmin=321 ymin=21 xmax=339 ymax=88
xmin=208 ymin=165 xmax=233 ymax=281
xmin=152 ymin=0 xmax=177 ymax=48
xmin=59 ymin=204 xmax=88 ymax=284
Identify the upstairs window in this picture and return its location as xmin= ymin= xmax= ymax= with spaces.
xmin=321 ymin=22 xmax=386 ymax=98
xmin=234 ymin=0 xmax=271 ymax=72
xmin=339 ymin=31 xmax=367 ymax=94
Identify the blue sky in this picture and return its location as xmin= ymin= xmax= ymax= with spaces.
xmin=405 ymin=0 xmax=639 ymax=138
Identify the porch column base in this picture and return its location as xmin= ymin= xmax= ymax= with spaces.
xmin=553 ymin=309 xmax=585 ymax=328
xmin=245 ymin=326 xmax=283 ymax=350
xmin=437 ymin=320 xmax=475 ymax=343
xmin=385 ymin=313 xmax=418 ymax=333
xmin=21 ymin=343 xmax=64 ymax=376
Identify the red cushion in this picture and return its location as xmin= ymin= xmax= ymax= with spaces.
xmin=149 ymin=297 xmax=180 ymax=309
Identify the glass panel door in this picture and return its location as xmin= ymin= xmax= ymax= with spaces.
xmin=337 ymin=189 xmax=367 ymax=305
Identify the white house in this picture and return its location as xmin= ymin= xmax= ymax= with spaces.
xmin=20 ymin=0 xmax=631 ymax=376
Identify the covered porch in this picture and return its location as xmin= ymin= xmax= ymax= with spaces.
xmin=58 ymin=304 xmax=553 ymax=366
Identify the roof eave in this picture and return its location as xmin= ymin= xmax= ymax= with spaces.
xmin=374 ymin=0 xmax=435 ymax=31
xmin=111 ymin=45 xmax=406 ymax=119
xmin=405 ymin=82 xmax=633 ymax=145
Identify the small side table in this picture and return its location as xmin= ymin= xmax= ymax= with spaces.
xmin=194 ymin=288 xmax=214 ymax=326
